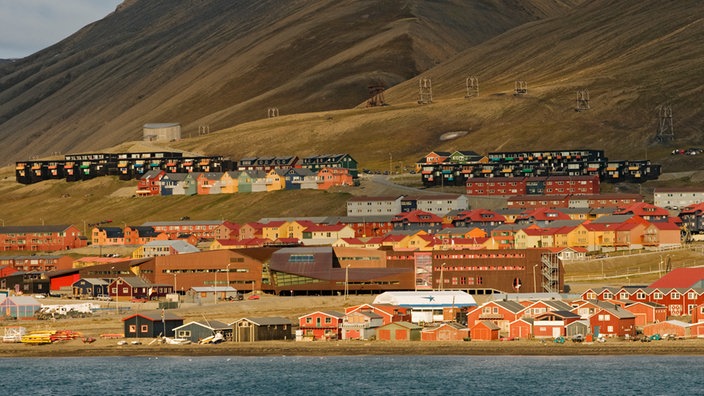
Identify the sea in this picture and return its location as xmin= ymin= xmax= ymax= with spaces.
xmin=1 ymin=355 xmax=702 ymax=395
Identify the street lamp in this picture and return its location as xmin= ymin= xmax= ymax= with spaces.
xmin=214 ymin=269 xmax=218 ymax=304
xmin=112 ymin=266 xmax=119 ymax=314
xmin=226 ymin=263 xmax=231 ymax=289
xmin=172 ymin=272 xmax=177 ymax=293
xmin=533 ymin=264 xmax=538 ymax=293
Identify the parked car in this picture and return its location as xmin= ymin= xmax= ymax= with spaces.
xmin=130 ymin=297 xmax=148 ymax=303
xmin=96 ymin=295 xmax=112 ymax=301
xmin=571 ymin=334 xmax=584 ymax=343
xmin=247 ymin=294 xmax=260 ymax=300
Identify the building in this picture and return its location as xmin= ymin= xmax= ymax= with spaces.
xmin=298 ymin=311 xmax=345 ymax=340
xmin=0 ymin=255 xmax=74 ymax=272
xmin=372 ymin=291 xmax=477 ymax=323
xmin=376 ymin=321 xmax=422 ymax=341
xmin=654 ymin=188 xmax=704 ymax=209
xmin=140 ymin=220 xmax=225 ymax=240
xmin=347 ymin=196 xmax=403 ymax=216
xmin=172 ymin=320 xmax=231 ymax=343
xmin=132 ymin=240 xmax=200 ymax=258
xmin=467 ymin=176 xmax=600 ymax=197
xmin=123 ymin=310 xmax=184 ymax=338
xmin=420 ymin=322 xmax=470 ymax=341
xmin=0 ymin=225 xmax=86 ymax=252
xmin=0 ymin=296 xmax=42 ymax=319
xmin=230 ymin=317 xmax=293 ymax=342
xmin=470 ymin=320 xmax=500 ymax=340
xmin=143 ymin=123 xmax=181 ymax=142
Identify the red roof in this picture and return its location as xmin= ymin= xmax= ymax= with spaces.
xmin=649 ymin=268 xmax=704 ymax=289
xmin=455 ymin=209 xmax=506 ymax=223
xmin=304 ymin=224 xmax=347 ymax=232
xmin=518 ymin=208 xmax=571 ymax=221
xmin=391 ymin=210 xmax=443 ymax=223
xmin=680 ymin=203 xmax=704 ymax=214
xmin=614 ymin=202 xmax=669 ymax=217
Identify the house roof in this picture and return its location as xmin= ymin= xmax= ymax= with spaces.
xmin=122 ymin=310 xmax=184 ymax=322
xmin=173 ymin=320 xmax=230 ymax=331
xmin=298 ymin=310 xmax=345 ymax=320
xmin=143 ymin=240 xmax=200 ymax=253
xmin=230 ymin=317 xmax=292 ymax=326
xmin=649 ymin=268 xmax=704 ymax=289
xmin=0 ymin=225 xmax=75 ymax=234
xmin=373 ymin=291 xmax=477 ymax=308
xmin=472 ymin=321 xmax=500 ymax=330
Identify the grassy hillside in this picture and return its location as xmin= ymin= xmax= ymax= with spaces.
xmin=0 ymin=0 xmax=575 ymax=165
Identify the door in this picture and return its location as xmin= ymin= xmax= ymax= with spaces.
xmin=552 ymin=327 xmax=561 ymax=338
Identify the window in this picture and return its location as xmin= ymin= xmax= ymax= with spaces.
xmin=140 ymin=325 xmax=148 ymax=332
xmin=671 ymin=292 xmax=680 ymax=300
xmin=129 ymin=325 xmax=137 ymax=333
xmin=653 ymin=292 xmax=663 ymax=300
xmin=306 ymin=318 xmax=312 ymax=324
xmin=636 ymin=292 xmax=646 ymax=300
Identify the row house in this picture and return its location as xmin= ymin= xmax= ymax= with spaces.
xmin=466 ymin=176 xmax=600 ymax=197
xmin=573 ymin=300 xmax=637 ymax=337
xmin=603 ymin=160 xmax=661 ymax=183
xmin=401 ymin=194 xmax=469 ymax=216
xmin=92 ymin=226 xmax=165 ymax=246
xmin=654 ymin=187 xmax=704 ymax=210
xmin=347 ymin=196 xmax=403 ymax=216
xmin=136 ymin=170 xmax=165 ymax=196
xmin=614 ymin=202 xmax=670 ymax=222
xmin=581 ymin=285 xmax=704 ymax=317
xmin=0 ymin=225 xmax=86 ymax=252
xmin=507 ymin=194 xmax=641 ymax=210
xmin=236 ymin=156 xmax=298 ymax=172
xmin=141 ymin=220 xmax=225 ymax=240
xmin=0 ymin=255 xmax=74 ymax=272
xmin=300 ymin=154 xmax=358 ymax=177
xmin=301 ymin=224 xmax=356 ymax=246
xmin=449 ymin=209 xmax=506 ymax=233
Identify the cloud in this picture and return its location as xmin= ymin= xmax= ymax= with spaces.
xmin=0 ymin=0 xmax=122 ymax=59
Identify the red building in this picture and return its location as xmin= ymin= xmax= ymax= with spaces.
xmin=623 ymin=301 xmax=667 ymax=326
xmin=509 ymin=317 xmax=534 ymax=339
xmin=585 ymin=305 xmax=636 ymax=337
xmin=466 ymin=300 xmax=526 ymax=334
xmin=421 ymin=322 xmax=470 ymax=341
xmin=0 ymin=225 xmax=86 ymax=252
xmin=136 ymin=170 xmax=165 ymax=196
xmin=0 ymin=255 xmax=74 ymax=272
xmin=141 ymin=220 xmax=225 ymax=240
xmin=344 ymin=304 xmax=411 ymax=325
xmin=376 ymin=321 xmax=422 ymax=341
xmin=467 ymin=176 xmax=599 ymax=197
xmin=532 ymin=311 xmax=580 ymax=338
xmin=507 ymin=193 xmax=642 ymax=210
xmin=298 ymin=311 xmax=345 ymax=340
xmin=470 ymin=320 xmax=500 ymax=340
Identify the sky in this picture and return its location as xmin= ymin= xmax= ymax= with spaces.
xmin=0 ymin=0 xmax=123 ymax=59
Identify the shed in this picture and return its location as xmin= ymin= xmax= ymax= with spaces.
xmin=143 ymin=123 xmax=181 ymax=142
xmin=230 ymin=317 xmax=292 ymax=342
xmin=470 ymin=320 xmax=500 ymax=341
xmin=509 ymin=317 xmax=534 ymax=339
xmin=565 ymin=320 xmax=590 ymax=338
xmin=122 ymin=310 xmax=184 ymax=338
xmin=0 ymin=296 xmax=41 ymax=319
xmin=642 ymin=320 xmax=691 ymax=338
xmin=172 ymin=320 xmax=231 ymax=343
xmin=376 ymin=321 xmax=422 ymax=341
xmin=420 ymin=322 xmax=469 ymax=341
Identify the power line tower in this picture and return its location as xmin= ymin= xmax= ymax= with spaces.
xmin=575 ymin=89 xmax=590 ymax=111
xmin=654 ymin=104 xmax=674 ymax=143
xmin=465 ymin=76 xmax=479 ymax=98
xmin=198 ymin=125 xmax=210 ymax=135
xmin=366 ymin=81 xmax=387 ymax=107
xmin=267 ymin=107 xmax=280 ymax=118
xmin=418 ymin=77 xmax=433 ymax=104
xmin=514 ymin=80 xmax=527 ymax=96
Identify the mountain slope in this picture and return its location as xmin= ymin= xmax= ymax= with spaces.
xmin=0 ymin=0 xmax=578 ymax=164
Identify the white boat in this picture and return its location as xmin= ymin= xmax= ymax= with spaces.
xmin=164 ymin=337 xmax=191 ymax=345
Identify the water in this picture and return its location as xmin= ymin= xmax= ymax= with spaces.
xmin=1 ymin=355 xmax=702 ymax=395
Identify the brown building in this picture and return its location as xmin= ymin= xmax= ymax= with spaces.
xmin=386 ymin=248 xmax=563 ymax=294
xmin=0 ymin=225 xmax=86 ymax=252
xmin=137 ymin=248 xmax=275 ymax=294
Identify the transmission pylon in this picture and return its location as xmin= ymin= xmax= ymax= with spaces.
xmin=575 ymin=89 xmax=590 ymax=111
xmin=418 ymin=78 xmax=433 ymax=104
xmin=465 ymin=76 xmax=479 ymax=98
xmin=514 ymin=80 xmax=527 ymax=96
xmin=654 ymin=104 xmax=674 ymax=143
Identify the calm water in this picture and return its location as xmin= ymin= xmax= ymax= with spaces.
xmin=1 ymin=355 xmax=702 ymax=395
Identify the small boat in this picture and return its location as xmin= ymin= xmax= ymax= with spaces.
xmin=82 ymin=337 xmax=96 ymax=344
xmin=164 ymin=337 xmax=191 ymax=345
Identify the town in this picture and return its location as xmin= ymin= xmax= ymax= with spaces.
xmin=2 ymin=145 xmax=703 ymax=346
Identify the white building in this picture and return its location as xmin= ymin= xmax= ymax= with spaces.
xmin=372 ymin=291 xmax=477 ymax=323
xmin=654 ymin=188 xmax=704 ymax=210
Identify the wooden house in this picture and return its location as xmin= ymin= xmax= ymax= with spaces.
xmin=532 ymin=311 xmax=581 ymax=338
xmin=265 ymin=169 xmax=287 ymax=191
xmin=344 ymin=303 xmax=410 ymax=326
xmin=420 ymin=322 xmax=469 ymax=341
xmin=376 ymin=321 xmax=422 ymax=341
xmin=109 ymin=277 xmax=152 ymax=301
xmin=341 ymin=310 xmax=384 ymax=340
xmin=123 ymin=310 xmax=184 ymax=338
xmin=183 ymin=172 xmax=201 ymax=196
xmin=466 ymin=300 xmax=526 ymax=333
xmin=160 ymin=173 xmax=188 ymax=196
xmin=470 ymin=320 xmax=500 ymax=341
xmin=298 ymin=311 xmax=345 ymax=341
xmin=316 ymin=167 xmax=353 ymax=190
xmin=587 ymin=304 xmax=636 ymax=337
xmin=71 ymin=278 xmax=109 ymax=298
xmin=172 ymin=320 xmax=231 ymax=343
xmin=230 ymin=317 xmax=293 ymax=342
xmin=197 ymin=172 xmax=224 ymax=195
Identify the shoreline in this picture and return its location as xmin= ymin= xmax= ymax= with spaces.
xmin=4 ymin=338 xmax=704 ymax=358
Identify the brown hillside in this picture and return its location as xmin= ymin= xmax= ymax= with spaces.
xmin=0 ymin=0 xmax=577 ymax=164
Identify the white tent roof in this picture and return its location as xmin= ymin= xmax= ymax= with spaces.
xmin=372 ymin=291 xmax=477 ymax=308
